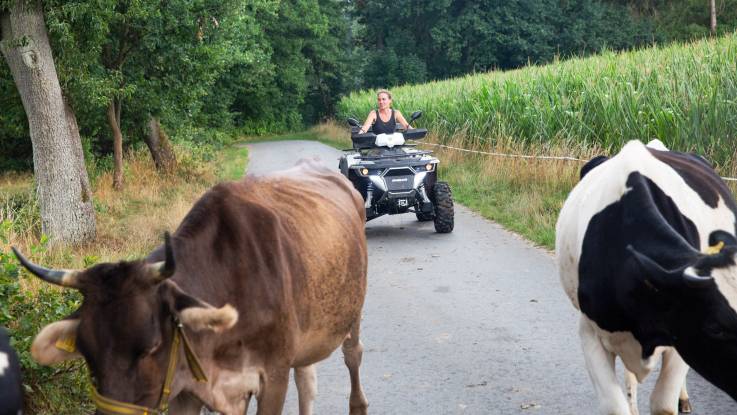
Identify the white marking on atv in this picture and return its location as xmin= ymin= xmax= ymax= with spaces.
xmin=375 ymin=133 xmax=405 ymax=148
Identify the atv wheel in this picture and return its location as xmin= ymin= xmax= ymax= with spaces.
xmin=416 ymin=210 xmax=434 ymax=222
xmin=432 ymin=182 xmax=454 ymax=233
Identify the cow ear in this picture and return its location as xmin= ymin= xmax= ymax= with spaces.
xmin=31 ymin=319 xmax=81 ymax=365
xmin=160 ymin=281 xmax=238 ymax=333
xmin=180 ymin=304 xmax=238 ymax=333
xmin=708 ymin=230 xmax=737 ymax=251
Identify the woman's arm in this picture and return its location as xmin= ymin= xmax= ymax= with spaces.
xmin=359 ymin=111 xmax=376 ymax=134
xmin=395 ymin=111 xmax=411 ymax=130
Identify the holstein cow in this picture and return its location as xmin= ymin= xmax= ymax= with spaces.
xmin=0 ymin=326 xmax=23 ymax=415
xmin=14 ymin=161 xmax=369 ymax=415
xmin=556 ymin=139 xmax=737 ymax=415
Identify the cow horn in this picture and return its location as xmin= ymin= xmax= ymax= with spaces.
xmin=627 ymin=245 xmax=713 ymax=289
xmin=11 ymin=247 xmax=81 ymax=288
xmin=627 ymin=245 xmax=687 ymax=289
xmin=146 ymin=232 xmax=176 ymax=282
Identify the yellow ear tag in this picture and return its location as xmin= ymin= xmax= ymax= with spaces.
xmin=55 ymin=335 xmax=77 ymax=353
xmin=706 ymin=241 xmax=725 ymax=255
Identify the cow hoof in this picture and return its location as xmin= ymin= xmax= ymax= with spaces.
xmin=349 ymin=403 xmax=368 ymax=415
xmin=679 ymin=398 xmax=692 ymax=414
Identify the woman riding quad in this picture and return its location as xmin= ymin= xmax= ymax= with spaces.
xmin=358 ymin=89 xmax=412 ymax=135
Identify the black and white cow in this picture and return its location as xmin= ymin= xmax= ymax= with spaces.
xmin=0 ymin=326 xmax=23 ymax=415
xmin=556 ymin=139 xmax=737 ymax=414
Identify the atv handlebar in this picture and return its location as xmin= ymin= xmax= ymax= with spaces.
xmin=346 ymin=111 xmax=422 ymax=133
xmin=349 ymin=128 xmax=428 ymax=150
xmin=402 ymin=128 xmax=427 ymax=140
xmin=350 ymin=129 xmax=427 ymax=140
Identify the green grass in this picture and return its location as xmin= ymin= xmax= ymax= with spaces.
xmin=217 ymin=144 xmax=249 ymax=181
xmin=310 ymin=120 xmax=584 ymax=250
xmin=0 ymin=141 xmax=252 ymax=414
xmin=336 ymin=33 xmax=737 ymax=248
xmin=339 ymin=32 xmax=737 ymax=174
xmin=237 ymin=124 xmax=352 ymax=151
xmin=438 ymin=157 xmax=577 ymax=250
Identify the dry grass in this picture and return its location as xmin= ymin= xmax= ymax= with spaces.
xmin=0 ymin=145 xmax=247 ymax=414
xmin=1 ymin=146 xmax=223 ymax=270
xmin=91 ymin=148 xmax=216 ymax=259
xmin=310 ymin=121 xmax=352 ymax=147
xmin=0 ymin=172 xmax=33 ymax=194
xmin=236 ymin=121 xmax=353 ymax=150
xmin=414 ymin=133 xmax=599 ymax=248
xmin=309 ymin=119 xmax=594 ymax=248
xmin=424 ymin=133 xmax=737 ymax=248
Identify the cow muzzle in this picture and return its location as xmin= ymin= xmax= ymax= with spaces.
xmin=90 ymin=319 xmax=207 ymax=415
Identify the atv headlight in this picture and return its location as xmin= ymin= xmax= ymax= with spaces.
xmin=417 ymin=163 xmax=435 ymax=172
xmin=354 ymin=167 xmax=371 ymax=176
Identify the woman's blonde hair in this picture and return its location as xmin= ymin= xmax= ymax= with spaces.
xmin=376 ymin=89 xmax=392 ymax=99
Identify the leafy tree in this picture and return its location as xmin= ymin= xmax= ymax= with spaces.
xmin=3 ymin=0 xmax=736 ymax=179
xmin=37 ymin=0 xmax=273 ymax=185
xmin=1 ymin=0 xmax=96 ymax=244
xmin=0 ymin=59 xmax=30 ymax=171
xmin=354 ymin=0 xmax=655 ymax=87
xmin=228 ymin=0 xmax=355 ymax=130
xmin=653 ymin=0 xmax=737 ymax=41
xmin=301 ymin=0 xmax=355 ymax=122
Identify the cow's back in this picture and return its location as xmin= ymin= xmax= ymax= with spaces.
xmin=557 ymin=140 xmax=737 ymax=311
xmin=169 ymin=161 xmax=367 ymax=365
xmin=254 ymin=162 xmax=368 ymax=337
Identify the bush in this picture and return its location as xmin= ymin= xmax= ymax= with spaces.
xmin=0 ymin=224 xmax=93 ymax=414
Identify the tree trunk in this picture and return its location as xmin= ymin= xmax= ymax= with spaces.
xmin=144 ymin=116 xmax=177 ymax=173
xmin=710 ymin=0 xmax=717 ymax=36
xmin=0 ymin=0 xmax=96 ymax=245
xmin=107 ymin=99 xmax=124 ymax=190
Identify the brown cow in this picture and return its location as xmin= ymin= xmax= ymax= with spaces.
xmin=14 ymin=161 xmax=369 ymax=415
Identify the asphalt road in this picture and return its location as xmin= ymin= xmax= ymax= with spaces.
xmin=241 ymin=140 xmax=736 ymax=414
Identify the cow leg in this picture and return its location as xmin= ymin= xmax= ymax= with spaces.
xmin=169 ymin=392 xmax=205 ymax=415
xmin=625 ymin=370 xmax=640 ymax=415
xmin=678 ymin=380 xmax=691 ymax=413
xmin=244 ymin=391 xmax=254 ymax=414
xmin=342 ymin=321 xmax=368 ymax=415
xmin=579 ymin=316 xmax=630 ymax=415
xmin=295 ymin=364 xmax=318 ymax=415
xmin=256 ymin=366 xmax=290 ymax=415
xmin=650 ymin=349 xmax=689 ymax=415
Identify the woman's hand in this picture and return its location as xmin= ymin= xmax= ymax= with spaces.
xmin=395 ymin=110 xmax=411 ymax=130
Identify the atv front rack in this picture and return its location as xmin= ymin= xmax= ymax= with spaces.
xmin=353 ymin=150 xmax=434 ymax=161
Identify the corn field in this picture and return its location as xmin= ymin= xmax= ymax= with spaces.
xmin=338 ymin=32 xmax=737 ymax=170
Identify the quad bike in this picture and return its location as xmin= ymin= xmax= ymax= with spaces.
xmin=338 ymin=111 xmax=454 ymax=233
